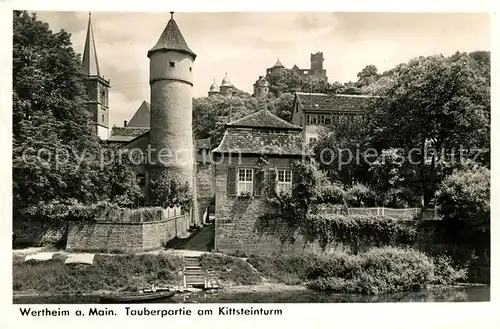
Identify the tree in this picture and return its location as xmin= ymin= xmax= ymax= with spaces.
xmin=12 ymin=11 xmax=102 ymax=212
xmin=370 ymin=53 xmax=490 ymax=206
xmin=368 ymin=148 xmax=420 ymax=207
xmin=266 ymin=69 xmax=303 ymax=94
xmin=356 ymin=64 xmax=379 ymax=87
xmin=315 ymin=115 xmax=372 ymax=186
xmin=148 ymin=170 xmax=193 ymax=211
xmin=269 ymin=92 xmax=295 ymax=122
xmin=436 ymin=167 xmax=489 ymax=230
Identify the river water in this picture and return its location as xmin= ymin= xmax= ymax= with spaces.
xmin=13 ymin=285 xmax=489 ymax=304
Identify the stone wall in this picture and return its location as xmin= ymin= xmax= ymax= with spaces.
xmin=214 ymin=155 xmax=300 ymax=253
xmin=66 ymin=213 xmax=190 ymax=253
xmin=197 ymin=163 xmax=215 ymax=223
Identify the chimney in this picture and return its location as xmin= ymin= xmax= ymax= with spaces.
xmin=124 ymin=120 xmax=128 ymax=127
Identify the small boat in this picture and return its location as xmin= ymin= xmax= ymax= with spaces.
xmin=99 ymin=291 xmax=176 ymax=304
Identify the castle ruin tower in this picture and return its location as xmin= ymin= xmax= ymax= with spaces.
xmin=147 ymin=12 xmax=197 ymax=215
xmin=253 ymin=76 xmax=270 ymax=98
xmin=82 ymin=12 xmax=110 ymax=140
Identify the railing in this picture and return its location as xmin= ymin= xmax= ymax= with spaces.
xmin=163 ymin=206 xmax=183 ymax=219
xmin=346 ymin=207 xmax=439 ymax=220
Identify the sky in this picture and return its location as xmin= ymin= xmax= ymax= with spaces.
xmin=34 ymin=11 xmax=490 ymax=128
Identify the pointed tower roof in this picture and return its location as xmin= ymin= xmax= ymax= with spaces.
xmin=147 ymin=12 xmax=196 ymax=59
xmin=82 ymin=12 xmax=100 ymax=76
xmin=273 ymin=58 xmax=284 ymax=68
xmin=127 ymin=101 xmax=151 ymax=128
xmin=221 ymin=73 xmax=232 ymax=87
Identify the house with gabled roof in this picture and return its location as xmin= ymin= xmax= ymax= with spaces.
xmin=211 ymin=109 xmax=311 ymax=253
xmin=291 ymin=92 xmax=379 ymax=144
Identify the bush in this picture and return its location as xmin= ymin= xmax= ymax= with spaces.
xmin=249 ymin=247 xmax=467 ymax=295
xmin=302 ymin=214 xmax=417 ymax=249
xmin=346 ymin=184 xmax=377 ymax=207
xmin=431 ymin=254 xmax=468 ymax=285
xmin=436 ymin=167 xmax=489 ymax=229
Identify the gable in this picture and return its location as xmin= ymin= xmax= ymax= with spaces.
xmin=127 ymin=101 xmax=151 ymax=128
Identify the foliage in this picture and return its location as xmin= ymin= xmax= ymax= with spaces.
xmin=302 ymin=214 xmax=417 ymax=250
xmin=369 ymin=53 xmax=490 ymax=206
xmin=431 ymin=254 xmax=468 ymax=285
xmin=249 ymin=247 xmax=465 ymax=295
xmin=148 ymin=170 xmax=193 ymax=211
xmin=13 ymin=253 xmax=184 ymax=294
xmin=356 ymin=64 xmax=380 ymax=87
xmin=12 ymin=11 xmax=144 ymax=216
xmin=97 ymin=149 xmax=145 ymax=207
xmin=345 ymin=183 xmax=377 ymax=207
xmin=315 ymin=114 xmax=372 ymax=186
xmin=436 ymin=167 xmax=490 ymax=229
xmin=199 ymin=253 xmax=261 ymax=286
xmin=368 ymin=148 xmax=421 ymax=207
xmin=12 ymin=11 xmax=102 ymax=210
xmin=264 ymin=161 xmax=345 ymax=224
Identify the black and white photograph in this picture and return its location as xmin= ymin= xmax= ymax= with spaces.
xmin=7 ymin=8 xmax=491 ymax=309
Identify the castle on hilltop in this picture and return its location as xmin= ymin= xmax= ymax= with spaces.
xmin=266 ymin=52 xmax=328 ymax=83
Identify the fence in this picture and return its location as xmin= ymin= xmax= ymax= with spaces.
xmin=346 ymin=207 xmax=439 ymax=220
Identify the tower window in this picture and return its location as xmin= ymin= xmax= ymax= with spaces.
xmin=189 ymin=67 xmax=192 ymax=71
xmin=102 ymin=115 xmax=105 ymax=122
xmin=170 ymin=62 xmax=175 ymax=67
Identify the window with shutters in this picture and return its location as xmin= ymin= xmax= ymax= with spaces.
xmin=276 ymin=169 xmax=292 ymax=194
xmin=237 ymin=168 xmax=253 ymax=195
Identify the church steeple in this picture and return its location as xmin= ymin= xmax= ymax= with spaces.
xmin=82 ymin=12 xmax=100 ymax=76
xmin=82 ymin=12 xmax=110 ymax=141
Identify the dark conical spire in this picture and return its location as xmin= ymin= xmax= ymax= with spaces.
xmin=82 ymin=12 xmax=100 ymax=75
xmin=147 ymin=13 xmax=196 ymax=59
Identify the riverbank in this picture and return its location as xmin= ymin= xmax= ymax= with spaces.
xmin=13 ymin=247 xmax=472 ymax=297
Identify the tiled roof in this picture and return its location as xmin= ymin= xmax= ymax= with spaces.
xmin=127 ymin=101 xmax=150 ymax=128
xmin=227 ymin=110 xmax=302 ymax=130
xmin=295 ymin=92 xmax=378 ymax=113
xmin=212 ymin=128 xmax=309 ymax=156
xmin=108 ymin=127 xmax=149 ymax=142
xmin=147 ymin=16 xmax=196 ymax=59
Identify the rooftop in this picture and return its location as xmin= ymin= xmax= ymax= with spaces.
xmin=108 ymin=127 xmax=150 ymax=142
xmin=147 ymin=13 xmax=196 ymax=59
xmin=212 ymin=128 xmax=308 ymax=156
xmin=227 ymin=110 xmax=302 ymax=130
xmin=295 ymin=92 xmax=379 ymax=113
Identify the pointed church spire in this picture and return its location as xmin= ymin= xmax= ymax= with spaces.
xmin=147 ymin=12 xmax=196 ymax=59
xmin=82 ymin=12 xmax=100 ymax=76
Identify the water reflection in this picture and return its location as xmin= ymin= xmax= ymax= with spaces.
xmin=13 ymin=286 xmax=489 ymax=304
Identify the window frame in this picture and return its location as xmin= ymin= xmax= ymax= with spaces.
xmin=275 ymin=169 xmax=293 ymax=194
xmin=237 ymin=168 xmax=254 ymax=196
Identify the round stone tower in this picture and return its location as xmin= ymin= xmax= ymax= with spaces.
xmin=147 ymin=12 xmax=197 ymax=200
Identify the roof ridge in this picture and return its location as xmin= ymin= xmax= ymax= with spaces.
xmin=227 ymin=109 xmax=301 ymax=130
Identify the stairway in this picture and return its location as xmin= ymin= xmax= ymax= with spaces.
xmin=183 ymin=256 xmax=205 ymax=287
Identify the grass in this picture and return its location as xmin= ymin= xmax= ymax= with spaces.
xmin=199 ymin=253 xmax=262 ymax=286
xmin=13 ymin=253 xmax=183 ymax=295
